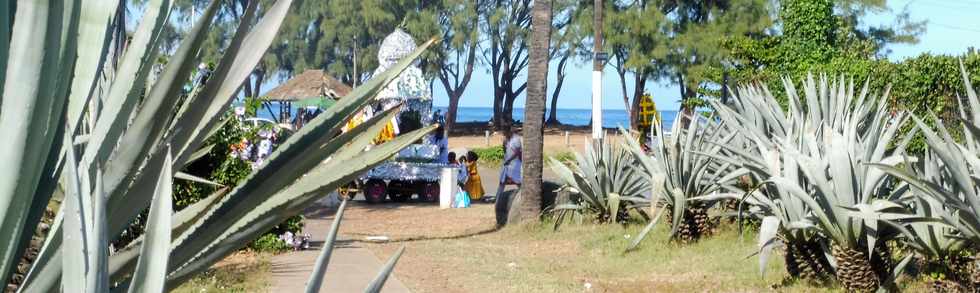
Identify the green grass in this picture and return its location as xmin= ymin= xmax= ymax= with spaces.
xmin=546 ymin=151 xmax=576 ymax=166
xmin=399 ymin=216 xmax=933 ymax=292
xmin=471 ymin=146 xmax=576 ymax=168
xmin=471 ymin=146 xmax=504 ymax=166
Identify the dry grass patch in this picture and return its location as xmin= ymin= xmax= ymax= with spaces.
xmin=171 ymin=250 xmax=271 ymax=293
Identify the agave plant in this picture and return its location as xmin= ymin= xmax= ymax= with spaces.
xmin=549 ymin=142 xmax=649 ymax=227
xmin=710 ymin=74 xmax=926 ymax=289
xmin=1 ymin=0 xmax=435 ymax=291
xmin=621 ymin=114 xmax=744 ymax=251
xmin=873 ymin=63 xmax=980 ymax=290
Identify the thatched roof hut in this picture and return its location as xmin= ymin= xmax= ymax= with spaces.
xmin=260 ymin=69 xmax=351 ymax=101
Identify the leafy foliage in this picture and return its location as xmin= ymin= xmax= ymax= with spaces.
xmin=472 ymin=146 xmax=505 ymax=166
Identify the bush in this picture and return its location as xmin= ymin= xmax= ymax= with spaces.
xmin=547 ymin=151 xmax=576 ymax=166
xmin=472 ymin=146 xmax=504 ymax=166
xmin=248 ymin=234 xmax=290 ymax=253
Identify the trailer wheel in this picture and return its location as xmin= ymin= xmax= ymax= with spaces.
xmin=365 ymin=180 xmax=387 ymax=204
xmin=420 ymin=182 xmax=439 ymax=202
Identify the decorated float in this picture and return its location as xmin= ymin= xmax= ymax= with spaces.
xmin=348 ymin=28 xmax=451 ymax=203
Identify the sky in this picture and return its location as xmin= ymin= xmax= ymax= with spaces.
xmin=423 ymin=0 xmax=980 ymax=111
xmin=249 ymin=0 xmax=980 ymax=111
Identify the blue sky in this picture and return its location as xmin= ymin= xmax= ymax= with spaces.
xmin=425 ymin=0 xmax=980 ymax=111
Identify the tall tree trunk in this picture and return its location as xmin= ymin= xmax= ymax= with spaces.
xmin=616 ymin=64 xmax=630 ymax=126
xmin=630 ymin=70 xmax=646 ymax=129
xmin=441 ymin=41 xmax=478 ymax=134
xmin=242 ymin=76 xmax=253 ymax=98
xmin=678 ymin=73 xmax=695 ymax=128
xmin=546 ymin=53 xmax=569 ymax=125
xmin=446 ymin=91 xmax=461 ymax=134
xmin=516 ymin=0 xmax=552 ymax=224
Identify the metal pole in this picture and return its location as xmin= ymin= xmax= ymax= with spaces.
xmin=564 ymin=131 xmax=570 ymax=147
xmin=485 ymin=130 xmax=490 ymax=146
xmin=352 ymin=36 xmax=358 ymax=88
xmin=591 ymin=0 xmax=604 ymax=141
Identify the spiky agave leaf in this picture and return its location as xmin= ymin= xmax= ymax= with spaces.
xmin=20 ymin=1 xmax=442 ymax=292
xmin=0 ymin=0 xmax=79 ymax=285
xmin=548 ymin=141 xmax=648 ymax=227
xmin=621 ymin=113 xmax=739 ymax=249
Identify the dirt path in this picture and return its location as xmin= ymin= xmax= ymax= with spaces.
xmin=267 ymin=160 xmax=561 ymax=292
xmin=267 ymin=213 xmax=412 ymax=293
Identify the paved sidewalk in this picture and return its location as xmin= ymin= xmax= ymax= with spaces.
xmin=267 ymin=220 xmax=410 ymax=293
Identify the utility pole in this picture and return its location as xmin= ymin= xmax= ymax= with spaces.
xmin=591 ymin=0 xmax=604 ymax=140
xmin=352 ymin=36 xmax=358 ymax=88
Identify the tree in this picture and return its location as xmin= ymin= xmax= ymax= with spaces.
xmin=547 ymin=0 xmax=588 ymax=125
xmin=156 ymin=0 xmax=276 ymax=99
xmin=719 ymin=0 xmax=925 ymax=101
xmin=518 ymin=0 xmax=552 ymax=223
xmin=431 ymin=0 xmax=482 ymax=134
xmin=603 ymin=0 xmax=671 ymax=128
xmin=481 ymin=0 xmax=532 ymax=127
xmin=659 ymin=0 xmax=771 ymax=126
xmin=270 ymin=0 xmax=430 ymax=86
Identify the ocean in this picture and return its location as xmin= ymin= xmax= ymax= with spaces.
xmin=255 ymin=103 xmax=678 ymax=129
xmin=438 ymin=106 xmax=678 ymax=129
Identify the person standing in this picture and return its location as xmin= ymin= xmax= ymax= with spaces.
xmin=495 ymin=125 xmax=522 ymax=200
xmin=464 ymin=151 xmax=485 ymax=200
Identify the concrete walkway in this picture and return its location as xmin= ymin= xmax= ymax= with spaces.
xmin=267 ymin=217 xmax=411 ymax=293
xmin=267 ymin=165 xmax=532 ymax=293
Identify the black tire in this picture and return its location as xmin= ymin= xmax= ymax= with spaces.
xmin=364 ymin=180 xmax=387 ymax=204
xmin=420 ymin=182 xmax=439 ymax=202
xmin=389 ymin=193 xmax=410 ymax=202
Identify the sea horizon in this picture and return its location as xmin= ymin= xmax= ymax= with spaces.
xmin=436 ymin=106 xmax=678 ymax=129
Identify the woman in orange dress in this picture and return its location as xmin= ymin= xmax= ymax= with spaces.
xmin=464 ymin=151 xmax=485 ymax=200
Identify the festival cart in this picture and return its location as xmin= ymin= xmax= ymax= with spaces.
xmin=355 ymin=28 xmax=451 ymax=203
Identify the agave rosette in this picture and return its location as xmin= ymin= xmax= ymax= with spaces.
xmin=549 ymin=141 xmax=649 ymax=226
xmin=1 ymin=0 xmax=434 ymax=291
xmin=622 ymin=113 xmax=745 ymax=250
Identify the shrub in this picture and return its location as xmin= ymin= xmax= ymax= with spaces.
xmin=471 ymin=146 xmax=504 ymax=166
xmin=248 ymin=234 xmax=291 ymax=253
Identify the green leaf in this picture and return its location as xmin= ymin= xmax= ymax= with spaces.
xmin=82 ymin=0 xmax=171 ymax=168
xmin=170 ymin=0 xmax=260 ymax=166
xmin=364 ymin=245 xmax=406 ymax=293
xmin=304 ymin=200 xmax=347 ymax=293
xmin=64 ymin=0 xmax=121 ymax=133
xmin=61 ymin=134 xmax=90 ymax=292
xmin=0 ymin=0 xmax=9 ymax=96
xmin=607 ymin=193 xmax=621 ymax=223
xmin=167 ymin=124 xmax=436 ymax=285
xmin=0 ymin=0 xmax=71 ymax=283
xmin=164 ymin=39 xmax=437 ymax=280
xmin=757 ymin=216 xmax=780 ymax=275
xmin=103 ymin=0 xmax=219 ymax=199
xmin=86 ymin=170 xmax=108 ymax=293
xmin=127 ymin=152 xmax=172 ymax=293
xmin=174 ymin=172 xmax=223 ymax=187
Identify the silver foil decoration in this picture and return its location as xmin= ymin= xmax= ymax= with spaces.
xmin=364 ymin=162 xmax=453 ymax=182
xmin=393 ymin=144 xmax=440 ymax=161
xmin=360 ymin=29 xmax=443 ymax=183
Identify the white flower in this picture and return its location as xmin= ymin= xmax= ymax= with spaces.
xmin=584 ymin=282 xmax=592 ymax=290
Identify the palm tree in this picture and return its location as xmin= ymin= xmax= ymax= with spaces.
xmin=515 ymin=0 xmax=552 ymax=223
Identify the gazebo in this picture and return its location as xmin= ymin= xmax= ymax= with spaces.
xmin=259 ymin=69 xmax=352 ymax=123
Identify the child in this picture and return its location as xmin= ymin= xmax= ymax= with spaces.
xmin=448 ymin=152 xmax=468 ymax=186
xmin=447 ymin=152 xmax=470 ymax=208
xmin=464 ymin=151 xmax=485 ymax=201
